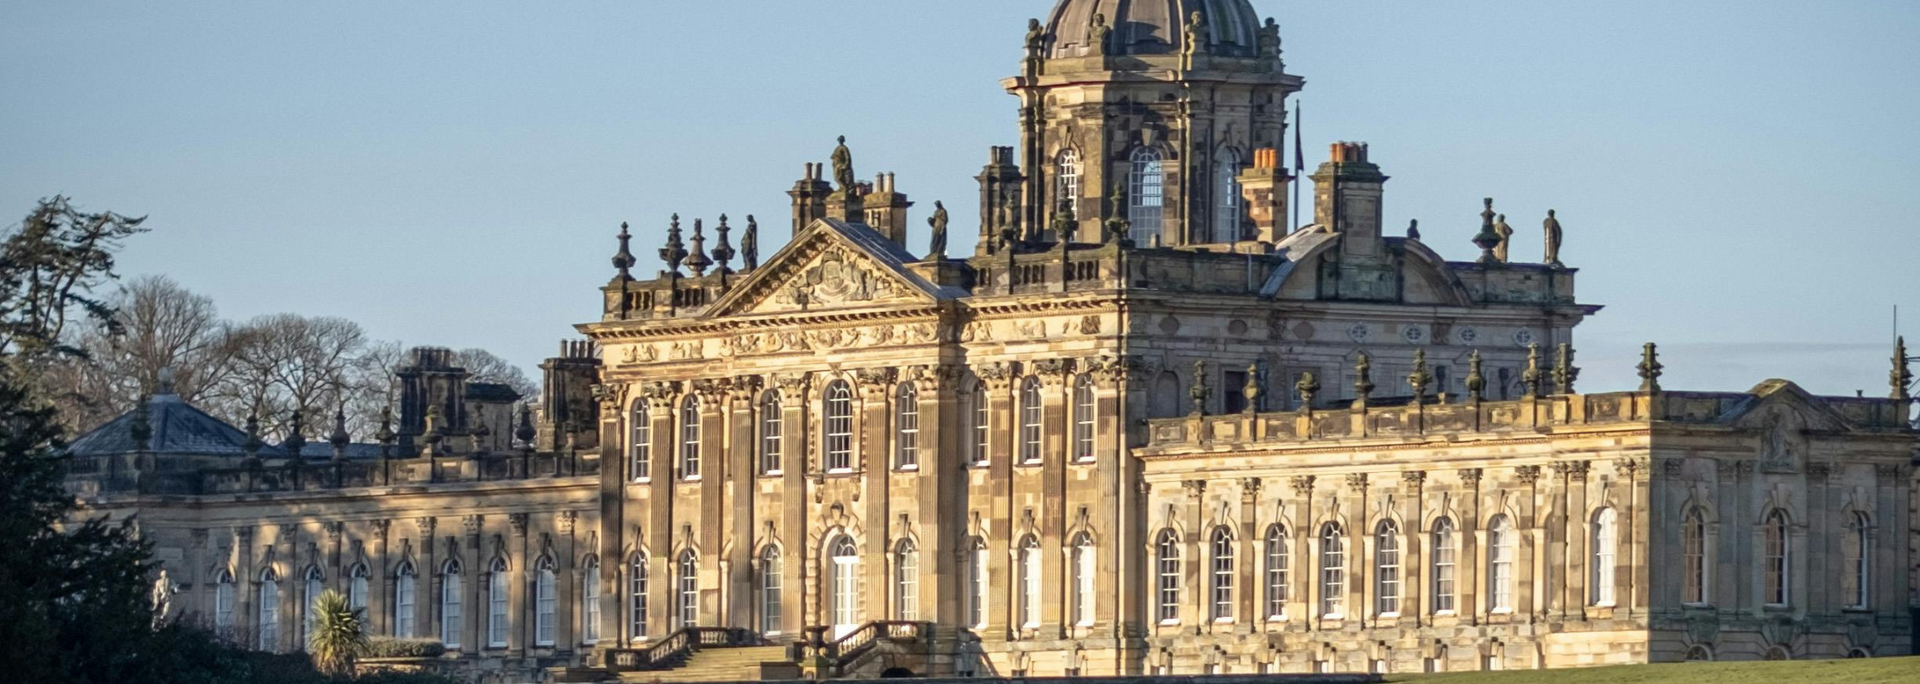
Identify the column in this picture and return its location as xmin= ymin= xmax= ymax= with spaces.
xmin=509 ymin=514 xmax=529 ymax=657
xmin=695 ymin=379 xmax=728 ymax=627
xmin=1036 ymin=360 xmax=1072 ymax=637
xmin=1288 ymin=476 xmax=1315 ymax=626
xmin=234 ymin=526 xmax=256 ymax=645
xmin=462 ymin=515 xmax=483 ymax=656
xmin=1237 ymin=478 xmax=1262 ymax=631
xmin=1180 ymin=480 xmax=1207 ymax=628
xmin=775 ymin=373 xmax=811 ymax=638
xmin=1401 ymin=472 xmax=1428 ymax=624
xmin=372 ymin=520 xmax=391 ymax=636
xmin=644 ymin=384 xmax=677 ymax=640
xmin=915 ymin=365 xmax=958 ymax=626
xmin=1457 ymin=469 xmax=1482 ymax=625
xmin=556 ymin=512 xmax=578 ymax=652
xmin=980 ymin=362 xmax=1017 ymax=640
xmin=417 ymin=517 xmax=437 ymax=645
xmin=727 ymin=378 xmax=761 ymax=630
xmin=856 ymin=369 xmax=895 ymax=625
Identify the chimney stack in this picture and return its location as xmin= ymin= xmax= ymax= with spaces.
xmin=863 ymin=172 xmax=914 ymax=247
xmin=787 ymin=163 xmax=833 ymax=236
xmin=1312 ymin=141 xmax=1390 ymax=259
xmin=1238 ymin=147 xmax=1293 ymax=243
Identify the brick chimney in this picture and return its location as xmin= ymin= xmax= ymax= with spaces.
xmin=787 ymin=163 xmax=832 ymax=237
xmin=1311 ymin=141 xmax=1390 ymax=259
xmin=862 ymin=172 xmax=914 ymax=247
xmin=1237 ymin=147 xmax=1293 ymax=243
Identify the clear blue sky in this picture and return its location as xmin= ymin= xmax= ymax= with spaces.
xmin=3 ymin=1 xmax=1915 ymax=396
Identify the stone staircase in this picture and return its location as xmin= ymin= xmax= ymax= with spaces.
xmin=614 ymin=645 xmax=791 ymax=682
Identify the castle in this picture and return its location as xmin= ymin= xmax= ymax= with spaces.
xmin=69 ymin=1 xmax=1918 ymax=680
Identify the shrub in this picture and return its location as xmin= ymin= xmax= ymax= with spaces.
xmin=363 ymin=638 xmax=448 ymax=659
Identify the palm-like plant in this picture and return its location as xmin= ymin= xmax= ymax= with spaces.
xmin=307 ymin=589 xmax=369 ymax=677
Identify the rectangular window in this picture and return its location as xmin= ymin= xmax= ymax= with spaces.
xmin=488 ymin=571 xmax=509 ymax=648
xmin=1223 ymin=370 xmax=1249 ymax=413
xmin=760 ymin=400 xmax=782 ymax=475
xmin=395 ymin=574 xmax=416 ymax=638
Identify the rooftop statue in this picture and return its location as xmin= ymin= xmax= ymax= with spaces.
xmin=831 ymin=136 xmax=856 ymax=194
xmin=1543 ymin=209 xmax=1565 ymax=268
xmin=927 ymin=201 xmax=950 ymax=260
xmin=1089 ymin=13 xmax=1111 ymax=57
xmin=1493 ymin=214 xmax=1514 ymax=263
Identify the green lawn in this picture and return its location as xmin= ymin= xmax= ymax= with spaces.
xmin=1382 ymin=657 xmax=1920 ymax=684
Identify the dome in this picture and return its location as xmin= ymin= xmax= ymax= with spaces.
xmin=1044 ymin=0 xmax=1265 ymax=60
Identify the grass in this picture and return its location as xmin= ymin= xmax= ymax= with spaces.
xmin=1382 ymin=657 xmax=1920 ymax=684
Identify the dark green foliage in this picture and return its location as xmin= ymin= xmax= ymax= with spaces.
xmin=363 ymin=638 xmax=450 ymax=659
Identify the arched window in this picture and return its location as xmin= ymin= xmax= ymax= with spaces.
xmin=1488 ymin=515 xmax=1515 ymax=612
xmin=1019 ymin=377 xmax=1043 ymax=464
xmin=214 ymin=569 xmax=236 ymax=629
xmin=1211 ymin=527 xmax=1235 ymax=621
xmin=629 ymin=400 xmax=651 ymax=481
xmin=1846 ymin=512 xmax=1870 ymax=609
xmin=829 ymin=536 xmax=859 ymax=630
xmin=258 ymin=568 xmax=281 ymax=651
xmin=759 ymin=391 xmax=783 ymax=475
xmin=1018 ymin=535 xmax=1042 ymax=628
xmin=1431 ymin=518 xmax=1456 ymax=614
xmin=394 ymin=562 xmax=417 ymax=638
xmin=1056 ymin=149 xmax=1082 ymax=221
xmin=1682 ymin=509 xmax=1708 ymax=604
xmin=534 ymin=557 xmax=557 ymax=647
xmin=1150 ymin=371 xmax=1181 ymax=418
xmin=1764 ymin=510 xmax=1789 ymax=606
xmin=1072 ymin=375 xmax=1096 ymax=462
xmin=1376 ymin=521 xmax=1401 ymax=616
xmin=1214 ymin=149 xmax=1242 ymax=243
xmin=1155 ymin=530 xmax=1181 ymax=623
xmin=966 ymin=538 xmax=988 ymax=628
xmin=628 ymin=553 xmax=648 ymax=640
xmin=1070 ymin=533 xmax=1095 ymax=626
xmin=348 ymin=563 xmax=370 ymax=613
xmin=895 ymin=383 xmax=920 ymax=470
xmin=1128 ymin=148 xmax=1166 ymax=246
xmin=487 ymin=558 xmax=509 ymax=648
xmin=676 ymin=550 xmax=699 ymax=628
xmin=679 ymin=395 xmax=701 ymax=480
xmin=969 ymin=382 xmax=990 ymax=466
xmin=1319 ymin=523 xmax=1346 ymax=618
xmin=302 ymin=566 xmax=324 ymax=647
xmin=759 ymin=546 xmax=783 ymax=635
xmin=894 ymin=540 xmax=919 ymax=621
xmin=1591 ymin=507 xmax=1618 ymax=606
xmin=1263 ymin=525 xmax=1288 ymax=620
xmin=581 ymin=556 xmax=601 ymax=644
xmin=824 ymin=381 xmax=854 ymax=472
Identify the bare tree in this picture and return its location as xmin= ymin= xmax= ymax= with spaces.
xmin=206 ymin=314 xmax=369 ymax=440
xmin=42 ymin=276 xmax=239 ymax=434
xmin=452 ymin=348 xmax=538 ymax=398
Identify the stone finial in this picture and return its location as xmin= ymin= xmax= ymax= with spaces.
xmin=1639 ymin=343 xmax=1665 ymax=393
xmin=129 ymin=394 xmax=153 ymax=452
xmin=1189 ymin=360 xmax=1211 ymax=416
xmin=243 ymin=413 xmax=264 ymax=459
xmin=328 ymin=406 xmax=350 ymax=459
xmin=1183 ymin=11 xmax=1207 ymax=58
xmin=1259 ymin=18 xmax=1283 ymax=63
xmin=659 ymin=214 xmax=688 ymax=276
xmin=1104 ymin=183 xmax=1131 ymax=246
xmin=515 ymin=403 xmax=537 ymax=452
xmin=1295 ymin=371 xmax=1321 ymax=412
xmin=684 ymin=219 xmax=712 ymax=277
xmin=611 ymin=222 xmax=636 ymax=281
xmin=1408 ymin=349 xmax=1433 ymax=401
xmin=1472 ymin=198 xmax=1502 ymax=264
xmin=157 ymin=366 xmax=177 ymax=396
xmin=998 ymin=194 xmax=1022 ymax=248
xmin=1543 ymin=209 xmax=1565 ymax=268
xmin=1406 ymin=219 xmax=1421 ymax=241
xmin=1052 ymin=195 xmax=1077 ymax=243
xmin=710 ymin=214 xmax=736 ymax=276
xmin=1522 ymin=343 xmax=1544 ymax=398
xmin=282 ymin=411 xmax=306 ymax=458
xmin=423 ymin=405 xmax=446 ymax=455
xmin=1353 ymin=352 xmax=1375 ymax=405
xmin=1893 ymin=336 xmax=1912 ymax=401
xmin=1243 ymin=361 xmax=1266 ymax=413
xmin=741 ymin=216 xmax=761 ymax=270
xmin=1552 ymin=343 xmax=1580 ymax=395
xmin=374 ymin=407 xmax=396 ymax=458
xmin=1492 ymin=214 xmax=1514 ymax=263
xmin=468 ymin=414 xmax=491 ymax=455
xmin=1465 ymin=350 xmax=1486 ymax=402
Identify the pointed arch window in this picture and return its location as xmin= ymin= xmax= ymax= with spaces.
xmin=1263 ymin=525 xmax=1289 ymax=620
xmin=214 ymin=569 xmax=236 ymax=630
xmin=759 ymin=391 xmax=783 ymax=475
xmin=581 ymin=556 xmax=601 ymax=644
xmin=1376 ymin=521 xmax=1401 ymax=616
xmin=394 ymin=562 xmax=417 ymax=638
xmin=628 ymin=553 xmax=649 ymax=640
xmin=1020 ymin=377 xmax=1043 ymax=464
xmin=534 ymin=557 xmax=557 ymax=647
xmin=676 ymin=550 xmax=699 ymax=629
xmin=1319 ymin=523 xmax=1346 ymax=618
xmin=1072 ymin=375 xmax=1096 ymax=462
xmin=1071 ymin=533 xmax=1095 ymax=626
xmin=1846 ymin=512 xmax=1870 ymax=609
xmin=1764 ymin=510 xmax=1790 ymax=606
xmin=825 ymin=381 xmax=854 ymax=472
xmin=1488 ymin=515 xmax=1516 ymax=613
xmin=895 ymin=383 xmax=920 ymax=471
xmin=969 ymin=382 xmax=990 ymax=466
xmin=1431 ymin=518 xmax=1456 ymax=614
xmin=1682 ymin=509 xmax=1708 ymax=605
xmin=1214 ymin=149 xmax=1243 ymax=243
xmin=1018 ymin=535 xmax=1042 ymax=629
xmin=630 ymin=400 xmax=651 ymax=482
xmin=1056 ymin=149 xmax=1082 ymax=221
xmin=1591 ymin=507 xmax=1618 ymax=607
xmin=302 ymin=566 xmax=324 ymax=648
xmin=1129 ymin=148 xmax=1166 ymax=246
xmin=895 ymin=540 xmax=919 ymax=621
xmin=1155 ymin=530 xmax=1181 ymax=623
xmin=1210 ymin=527 xmax=1236 ymax=621
xmin=679 ymin=395 xmax=701 ymax=480
xmin=348 ymin=563 xmax=370 ymax=613
xmin=487 ymin=558 xmax=509 ymax=648
xmin=258 ymin=568 xmax=281 ymax=651
xmin=759 ymin=546 xmax=783 ymax=635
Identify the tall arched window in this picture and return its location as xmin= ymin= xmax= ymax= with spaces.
xmin=394 ymin=562 xmax=417 ymax=638
xmin=679 ymin=395 xmax=701 ymax=480
xmin=894 ymin=383 xmax=920 ymax=470
xmin=759 ymin=391 xmax=783 ymax=475
xmin=969 ymin=382 xmax=990 ymax=466
xmin=1072 ymin=375 xmax=1096 ymax=462
xmin=630 ymin=400 xmax=651 ymax=481
xmin=1214 ymin=149 xmax=1242 ymax=243
xmin=967 ymin=538 xmax=988 ymax=628
xmin=1764 ymin=510 xmax=1789 ymax=606
xmin=487 ymin=558 xmax=509 ymax=648
xmin=825 ymin=381 xmax=854 ymax=472
xmin=1128 ymin=148 xmax=1166 ymax=246
xmin=1846 ymin=512 xmax=1870 ymax=609
xmin=1018 ymin=536 xmax=1042 ymax=628
xmin=894 ymin=540 xmax=919 ymax=621
xmin=1319 ymin=523 xmax=1346 ymax=618
xmin=348 ymin=563 xmax=370 ymax=613
xmin=1376 ymin=521 xmax=1401 ymax=616
xmin=258 ymin=568 xmax=281 ymax=651
xmin=1211 ymin=527 xmax=1235 ymax=621
xmin=1071 ymin=533 xmax=1095 ymax=627
xmin=214 ymin=569 xmax=236 ymax=629
xmin=1056 ymin=149 xmax=1082 ymax=219
xmin=1263 ymin=525 xmax=1288 ymax=620
xmin=1591 ymin=507 xmax=1618 ymax=607
xmin=535 ymin=557 xmax=557 ymax=647
xmin=581 ymin=556 xmax=601 ymax=644
xmin=302 ymin=566 xmax=324 ymax=647
xmin=1155 ymin=530 xmax=1181 ymax=623
xmin=1682 ymin=509 xmax=1708 ymax=604
xmin=628 ymin=553 xmax=648 ymax=640
xmin=829 ymin=536 xmax=859 ymax=630
xmin=1431 ymin=518 xmax=1456 ymax=614
xmin=676 ymin=550 xmax=698 ymax=628
xmin=759 ymin=546 xmax=783 ymax=635
xmin=1020 ymin=377 xmax=1043 ymax=464
xmin=1488 ymin=515 xmax=1515 ymax=612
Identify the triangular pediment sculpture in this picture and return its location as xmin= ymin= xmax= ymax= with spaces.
xmin=703 ymin=219 xmax=956 ymax=319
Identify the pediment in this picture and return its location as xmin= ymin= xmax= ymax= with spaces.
xmin=1721 ymin=379 xmax=1852 ymax=433
xmin=703 ymin=219 xmax=948 ymax=319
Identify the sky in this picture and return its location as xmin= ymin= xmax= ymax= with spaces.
xmin=2 ymin=0 xmax=1916 ymax=397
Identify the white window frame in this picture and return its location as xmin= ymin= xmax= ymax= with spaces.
xmin=1489 ymin=516 xmax=1515 ymax=613
xmin=678 ymin=395 xmax=701 ymax=481
xmin=534 ymin=558 xmax=557 ymax=647
xmin=1019 ymin=377 xmax=1043 ymax=465
xmin=894 ymin=383 xmax=919 ymax=471
xmin=759 ymin=392 xmax=783 ymax=475
xmin=676 ymin=551 xmax=699 ymax=629
xmin=1071 ymin=534 xmax=1095 ymax=627
xmin=1129 ymin=148 xmax=1166 ymax=245
xmin=258 ymin=568 xmax=281 ymax=651
xmin=1431 ymin=519 xmax=1456 ymax=615
xmin=1590 ymin=507 xmax=1618 ymax=607
xmin=487 ymin=559 xmax=509 ymax=649
xmin=1072 ymin=375 xmax=1096 ymax=462
xmin=1018 ymin=536 xmax=1042 ymax=629
xmin=759 ymin=546 xmax=783 ymax=635
xmin=1155 ymin=530 xmax=1181 ymax=624
xmin=581 ymin=557 xmax=601 ymax=644
xmin=394 ymin=563 xmax=417 ymax=639
xmin=630 ymin=401 xmax=651 ymax=482
xmin=1264 ymin=525 xmax=1288 ymax=621
xmin=825 ymin=382 xmax=855 ymax=473
xmin=1376 ymin=521 xmax=1401 ymax=617
xmin=1319 ymin=523 xmax=1346 ymax=619
xmin=629 ymin=554 xmax=648 ymax=640
xmin=894 ymin=540 xmax=919 ymax=621
xmin=1211 ymin=528 xmax=1235 ymax=622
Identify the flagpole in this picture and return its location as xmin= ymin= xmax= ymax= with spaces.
xmin=1291 ymin=102 xmax=1304 ymax=233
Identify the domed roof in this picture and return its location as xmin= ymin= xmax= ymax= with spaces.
xmin=1045 ymin=0 xmax=1265 ymax=60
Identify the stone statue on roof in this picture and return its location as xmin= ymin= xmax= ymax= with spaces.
xmin=831 ymin=136 xmax=856 ymax=193
xmin=741 ymin=215 xmax=760 ymax=270
xmin=1259 ymin=18 xmax=1283 ymax=62
xmin=928 ymin=201 xmax=949 ymax=260
xmin=1025 ymin=18 xmax=1046 ymax=60
xmin=1089 ymin=13 xmax=1111 ymax=57
xmin=1492 ymin=214 xmax=1514 ymax=263
xmin=1543 ymin=209 xmax=1564 ymax=268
